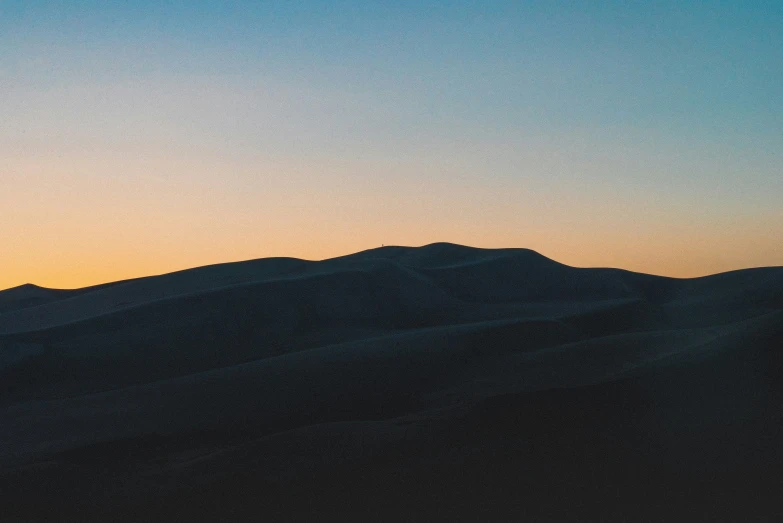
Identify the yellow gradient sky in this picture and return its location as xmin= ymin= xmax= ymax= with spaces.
xmin=2 ymin=2 xmax=781 ymax=290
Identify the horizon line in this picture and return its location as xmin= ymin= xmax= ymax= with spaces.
xmin=3 ymin=242 xmax=781 ymax=293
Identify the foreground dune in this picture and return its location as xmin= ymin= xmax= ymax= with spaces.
xmin=1 ymin=243 xmax=782 ymax=521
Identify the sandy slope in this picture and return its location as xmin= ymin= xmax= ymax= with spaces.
xmin=1 ymin=243 xmax=781 ymax=522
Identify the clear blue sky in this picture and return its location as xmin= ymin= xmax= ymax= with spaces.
xmin=1 ymin=1 xmax=781 ymax=288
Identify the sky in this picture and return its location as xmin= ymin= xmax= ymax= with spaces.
xmin=1 ymin=0 xmax=782 ymax=289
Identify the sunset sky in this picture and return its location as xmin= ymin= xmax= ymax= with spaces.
xmin=2 ymin=1 xmax=781 ymax=290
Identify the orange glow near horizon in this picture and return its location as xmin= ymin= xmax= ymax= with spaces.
xmin=4 ymin=218 xmax=782 ymax=291
xmin=3 ymin=148 xmax=782 ymax=291
xmin=3 ymin=150 xmax=783 ymax=291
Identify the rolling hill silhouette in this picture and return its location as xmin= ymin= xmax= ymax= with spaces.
xmin=1 ymin=243 xmax=782 ymax=521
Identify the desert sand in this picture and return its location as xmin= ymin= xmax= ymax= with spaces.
xmin=1 ymin=243 xmax=781 ymax=521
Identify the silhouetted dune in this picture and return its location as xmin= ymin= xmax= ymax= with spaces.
xmin=0 ymin=284 xmax=94 ymax=315
xmin=1 ymin=244 xmax=781 ymax=521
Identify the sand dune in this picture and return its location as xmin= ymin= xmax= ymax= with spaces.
xmin=1 ymin=243 xmax=782 ymax=521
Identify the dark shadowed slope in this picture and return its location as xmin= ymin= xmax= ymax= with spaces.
xmin=1 ymin=243 xmax=782 ymax=522
xmin=0 ymin=281 xmax=127 ymax=315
